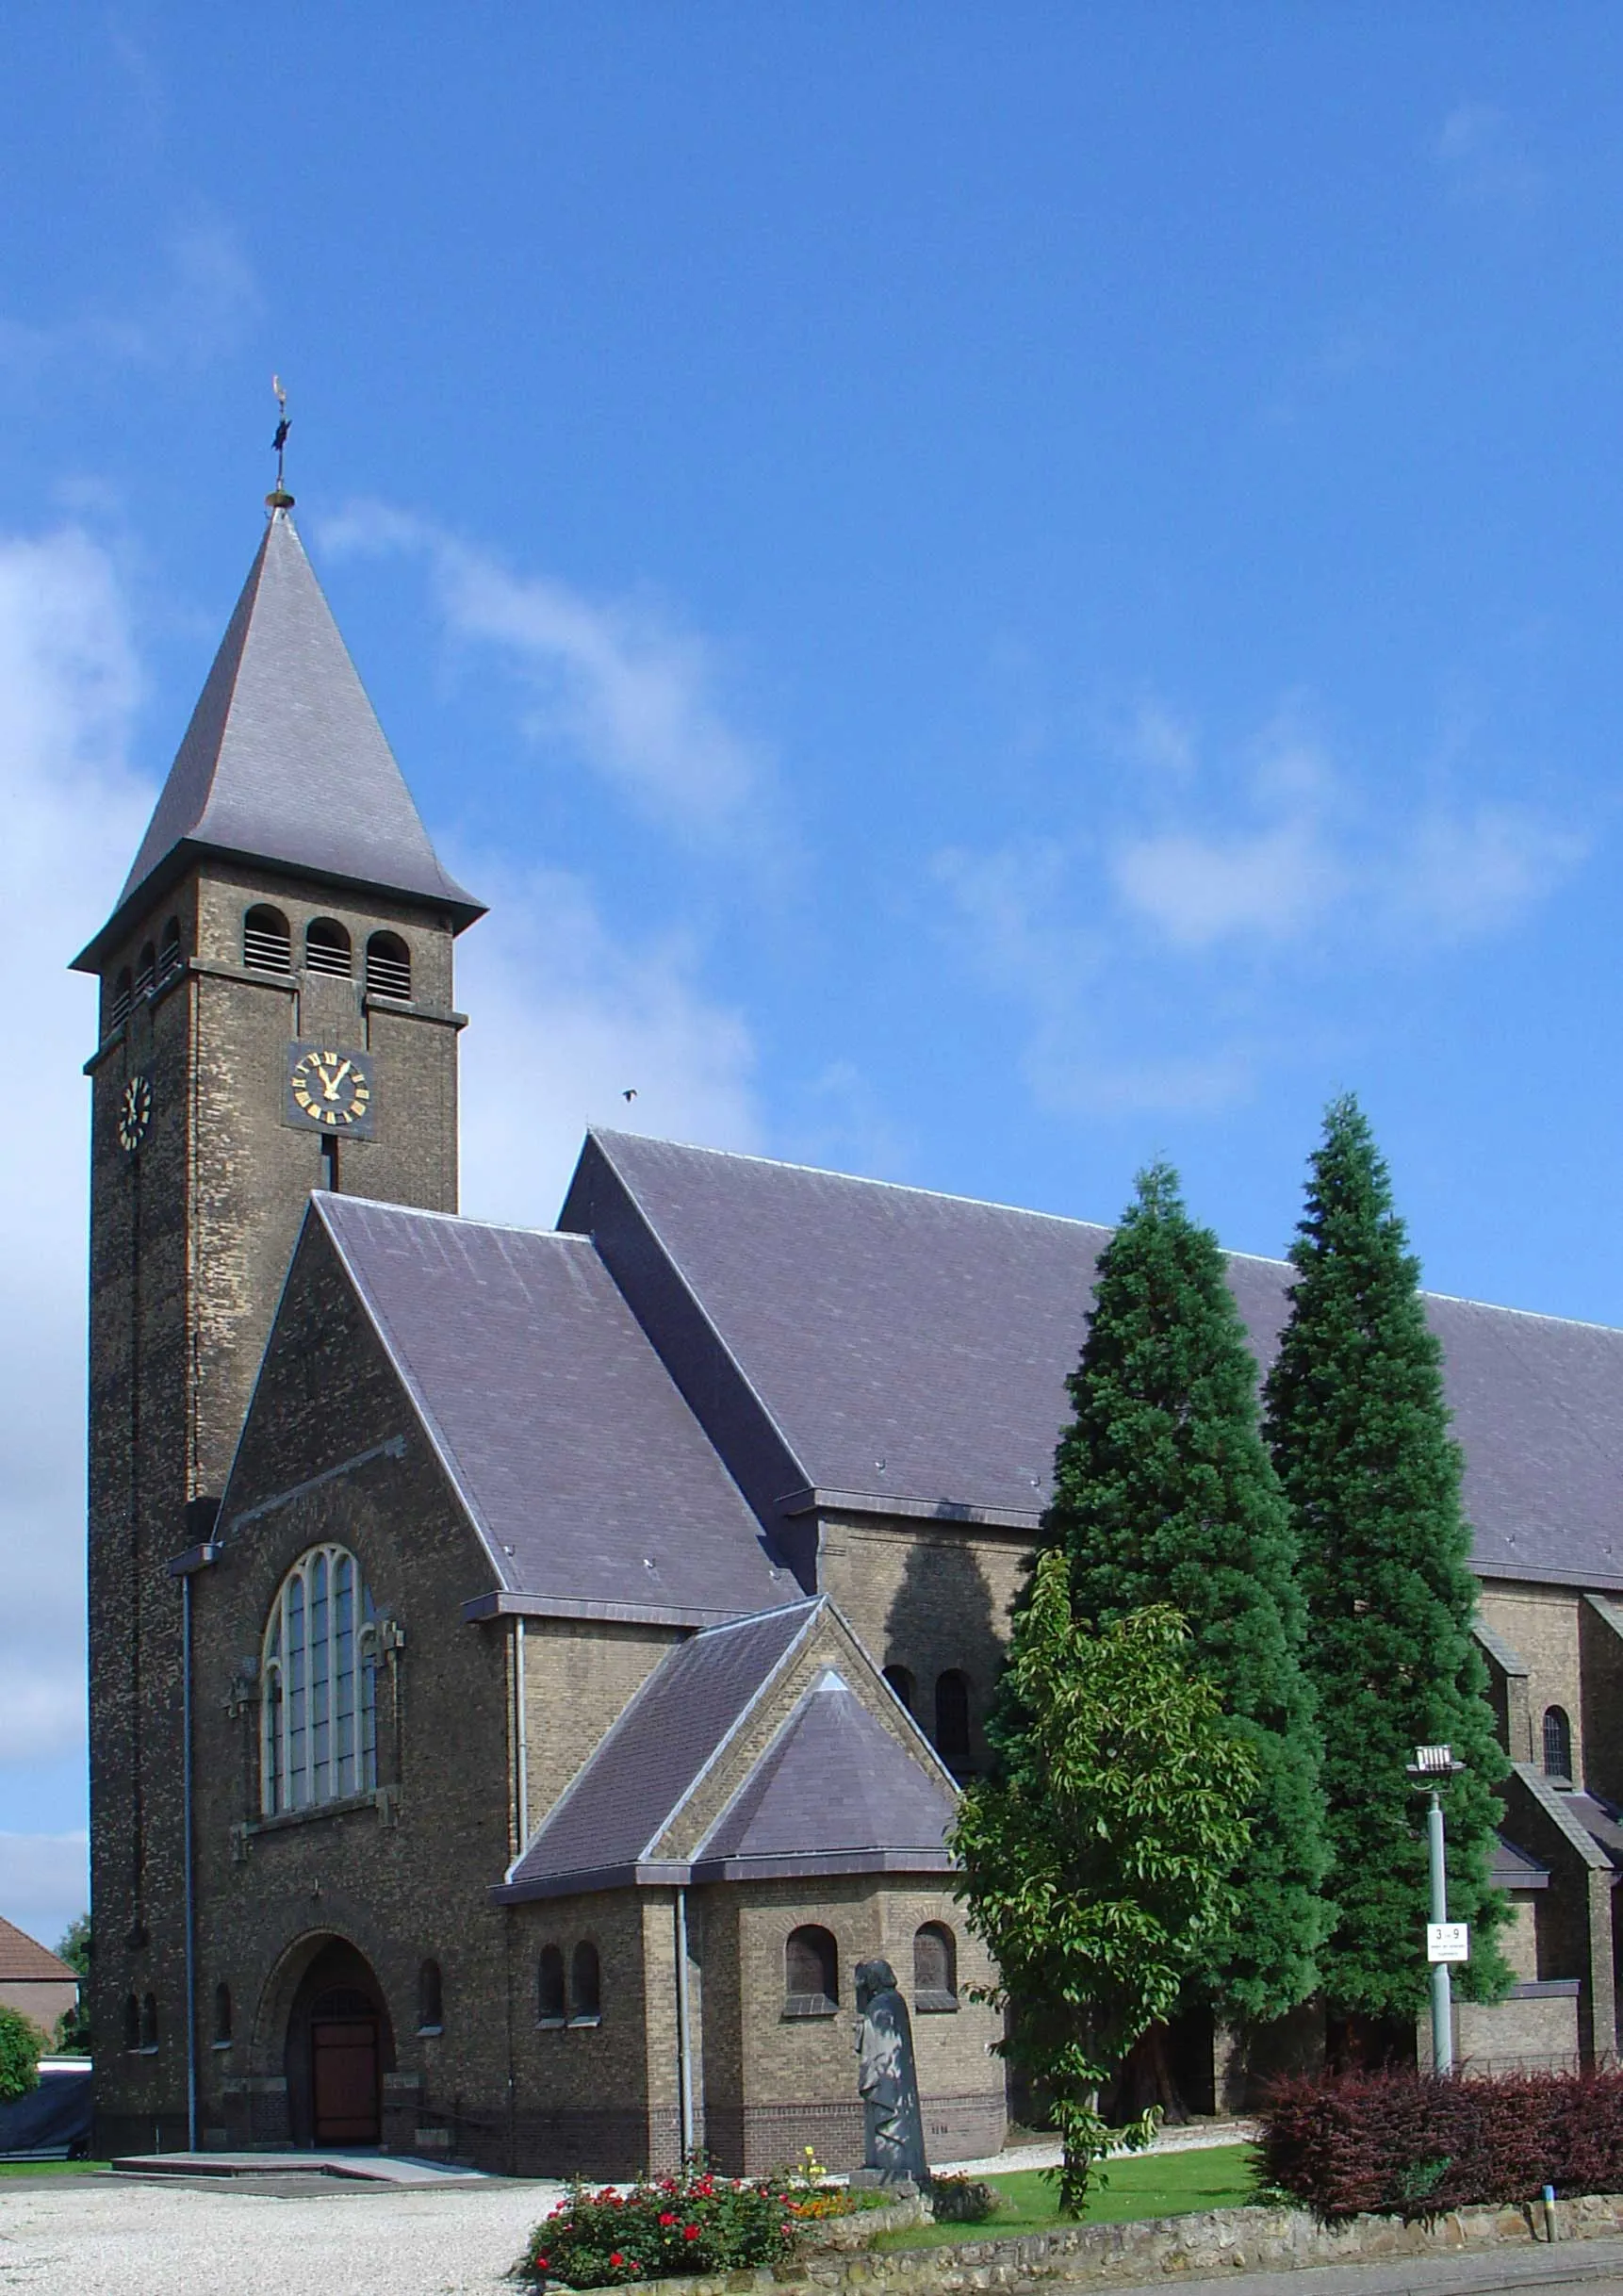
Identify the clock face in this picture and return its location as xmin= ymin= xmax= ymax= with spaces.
xmin=286 ymin=1043 xmax=375 ymax=1135
xmin=117 ymin=1074 xmax=153 ymax=1155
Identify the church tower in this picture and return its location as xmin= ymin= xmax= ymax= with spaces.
xmin=73 ymin=493 xmax=483 ymax=2141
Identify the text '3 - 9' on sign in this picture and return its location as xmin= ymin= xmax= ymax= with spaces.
xmin=1428 ymin=1923 xmax=1470 ymax=1963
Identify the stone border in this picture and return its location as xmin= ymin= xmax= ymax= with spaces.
xmin=537 ymin=2189 xmax=1623 ymax=2293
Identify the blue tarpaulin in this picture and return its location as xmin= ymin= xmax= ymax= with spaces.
xmin=0 ymin=2060 xmax=92 ymax=2158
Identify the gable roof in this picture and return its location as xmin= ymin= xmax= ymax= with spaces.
xmin=563 ymin=1130 xmax=1623 ymax=1595
xmin=500 ymin=1603 xmax=821 ymax=1898
xmin=0 ymin=1914 xmax=75 ymax=1985
xmin=74 ymin=507 xmax=482 ymax=970
xmin=313 ymin=1194 xmax=795 ymax=1625
xmin=692 ymin=1666 xmax=956 ymax=1879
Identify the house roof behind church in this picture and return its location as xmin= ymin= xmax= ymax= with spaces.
xmin=565 ymin=1131 xmax=1623 ymax=1594
xmin=75 ymin=508 xmax=481 ymax=969
xmin=0 ymin=1914 xmax=75 ymax=1985
xmin=316 ymin=1195 xmax=795 ymax=1624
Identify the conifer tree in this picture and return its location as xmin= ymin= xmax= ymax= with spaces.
xmin=1039 ymin=1161 xmax=1330 ymax=2025
xmin=1262 ymin=1095 xmax=1510 ymax=2020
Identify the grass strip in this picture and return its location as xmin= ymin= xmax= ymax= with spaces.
xmin=875 ymin=2144 xmax=1259 ymax=2250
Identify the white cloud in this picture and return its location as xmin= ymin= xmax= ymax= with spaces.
xmin=1434 ymin=103 xmax=1541 ymax=212
xmin=0 ymin=220 xmax=261 ymax=376
xmin=1395 ymin=805 xmax=1589 ymax=939
xmin=0 ymin=531 xmax=150 ymax=1799
xmin=321 ymin=504 xmax=770 ymax=840
xmin=453 ymin=862 xmax=762 ymax=1230
xmin=0 ymin=1833 xmax=88 ymax=1955
xmin=1113 ymin=818 xmax=1342 ymax=948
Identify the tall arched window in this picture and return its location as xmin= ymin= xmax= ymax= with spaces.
xmin=109 ymin=967 xmax=133 ymax=1031
xmin=123 ymin=1993 xmax=140 ymax=2052
xmin=784 ymin=1926 xmax=838 ymax=2017
xmin=1543 ymin=1705 xmax=1573 ymax=1783
xmin=157 ymin=917 xmax=184 ymax=988
xmin=305 ymin=917 xmax=352 ymax=977
xmin=913 ymin=1922 xmax=959 ymax=2012
xmin=366 ymin=931 xmax=412 ymax=1000
xmin=260 ymin=1544 xmax=379 ymax=1815
xmin=418 ymin=1959 xmax=444 ymax=2033
xmin=243 ymin=904 xmax=292 ymax=973
xmin=569 ymin=1942 xmax=601 ymax=2024
xmin=213 ymin=1983 xmax=233 ymax=2047
xmin=883 ymin=1665 xmax=916 ymax=1715
xmin=139 ymin=1993 xmax=158 ymax=2051
xmin=134 ymin=942 xmax=156 ymax=997
xmin=537 ymin=1945 xmax=566 ymax=2025
xmin=934 ymin=1670 xmax=972 ymax=1773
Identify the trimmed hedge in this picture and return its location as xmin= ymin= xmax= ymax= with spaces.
xmin=1260 ymin=2070 xmax=1623 ymax=2219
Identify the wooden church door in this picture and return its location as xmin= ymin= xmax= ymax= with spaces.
xmin=309 ymin=1986 xmax=381 ymax=2145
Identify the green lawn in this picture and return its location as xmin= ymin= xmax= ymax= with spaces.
xmin=874 ymin=2144 xmax=1259 ymax=2250
xmin=0 ymin=2159 xmax=110 ymax=2178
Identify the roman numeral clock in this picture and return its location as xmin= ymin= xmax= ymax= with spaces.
xmin=285 ymin=1043 xmax=376 ymax=1137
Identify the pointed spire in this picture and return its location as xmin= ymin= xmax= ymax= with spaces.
xmin=74 ymin=506 xmax=483 ymax=970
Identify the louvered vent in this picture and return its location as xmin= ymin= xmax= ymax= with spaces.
xmin=243 ymin=906 xmax=292 ymax=973
xmin=109 ymin=970 xmax=133 ymax=1030
xmin=365 ymin=932 xmax=412 ymax=1000
xmin=156 ymin=922 xmax=184 ymax=988
xmin=305 ymin=919 xmax=352 ymax=977
xmin=134 ymin=943 xmax=156 ymax=996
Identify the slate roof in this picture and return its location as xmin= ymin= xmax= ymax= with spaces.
xmin=1489 ymin=1835 xmax=1550 ymax=1893
xmin=500 ymin=1603 xmax=820 ymax=1896
xmin=75 ymin=508 xmax=482 ymax=970
xmin=563 ymin=1130 xmax=1623 ymax=1594
xmin=0 ymin=1915 xmax=75 ymax=1985
xmin=693 ymin=1667 xmax=956 ymax=1878
xmin=314 ymin=1195 xmax=795 ymax=1624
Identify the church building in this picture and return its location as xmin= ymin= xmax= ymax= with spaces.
xmin=77 ymin=494 xmax=1623 ymax=2172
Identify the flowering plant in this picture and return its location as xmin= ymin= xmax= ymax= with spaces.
xmin=519 ymin=2166 xmax=799 ymax=2288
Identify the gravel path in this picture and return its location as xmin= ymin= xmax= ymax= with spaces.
xmin=0 ymin=2174 xmax=566 ymax=2295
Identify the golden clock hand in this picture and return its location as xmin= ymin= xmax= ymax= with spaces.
xmin=319 ymin=1058 xmax=353 ymax=1101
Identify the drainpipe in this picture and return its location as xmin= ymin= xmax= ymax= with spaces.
xmin=182 ymin=1570 xmax=198 ymax=2153
xmin=674 ymin=1889 xmax=695 ymax=2165
xmin=514 ymin=1618 xmax=529 ymax=1853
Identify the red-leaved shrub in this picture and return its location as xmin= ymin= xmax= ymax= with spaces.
xmin=1260 ymin=2069 xmax=1623 ymax=2220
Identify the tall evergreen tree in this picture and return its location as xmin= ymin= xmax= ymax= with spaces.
xmin=1036 ymin=1161 xmax=1330 ymax=2025
xmin=1262 ymin=1095 xmax=1510 ymax=2020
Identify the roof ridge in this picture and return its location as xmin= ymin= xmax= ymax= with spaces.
xmin=322 ymin=1193 xmax=583 ymax=1245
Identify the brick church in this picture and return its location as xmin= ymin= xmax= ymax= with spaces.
xmin=78 ymin=495 xmax=1623 ymax=2171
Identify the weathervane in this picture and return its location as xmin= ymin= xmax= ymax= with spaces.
xmin=267 ymin=375 xmax=295 ymax=511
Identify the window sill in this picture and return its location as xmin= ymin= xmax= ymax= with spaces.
xmin=211 ymin=2041 xmax=232 ymax=2053
xmin=535 ymin=2017 xmax=567 ymax=2030
xmin=782 ymin=1996 xmax=838 ymax=2020
xmin=417 ymin=2024 xmax=443 ymax=2038
xmin=915 ymin=1992 xmax=959 ymax=2014
xmin=566 ymin=2015 xmax=601 ymax=2029
xmin=246 ymin=1785 xmax=393 ymax=1836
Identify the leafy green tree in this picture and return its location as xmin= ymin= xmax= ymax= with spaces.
xmin=0 ymin=2003 xmax=41 ymax=2105
xmin=951 ymin=1551 xmax=1257 ymax=2211
xmin=1042 ymin=1162 xmax=1330 ymax=2025
xmin=1262 ymin=1094 xmax=1510 ymax=2019
xmin=54 ymin=1914 xmax=91 ymax=2057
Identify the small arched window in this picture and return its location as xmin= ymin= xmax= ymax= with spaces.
xmin=418 ymin=1959 xmax=444 ymax=2033
xmin=784 ymin=1925 xmax=838 ymax=2017
xmin=1543 ymin=1705 xmax=1573 ymax=1783
xmin=139 ymin=1993 xmax=157 ymax=2051
xmin=123 ymin=1993 xmax=140 ymax=2052
xmin=569 ymin=1942 xmax=601 ymax=2025
xmin=213 ymin=1983 xmax=232 ymax=2046
xmin=366 ymin=931 xmax=412 ymax=1001
xmin=260 ymin=1544 xmax=379 ymax=1816
xmin=934 ymin=1671 xmax=972 ymax=1774
xmin=243 ymin=905 xmax=292 ymax=973
xmin=537 ymin=1945 xmax=566 ymax=2026
xmin=135 ymin=942 xmax=156 ymax=997
xmin=305 ymin=917 xmax=352 ymax=977
xmin=156 ymin=917 xmax=183 ymax=988
xmin=883 ymin=1665 xmax=916 ymax=1715
xmin=913 ymin=1922 xmax=959 ymax=2012
xmin=109 ymin=967 xmax=133 ymax=1031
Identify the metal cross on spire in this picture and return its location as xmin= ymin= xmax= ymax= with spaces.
xmin=267 ymin=375 xmax=295 ymax=511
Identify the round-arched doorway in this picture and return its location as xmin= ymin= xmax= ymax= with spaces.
xmin=282 ymin=1938 xmax=395 ymax=2148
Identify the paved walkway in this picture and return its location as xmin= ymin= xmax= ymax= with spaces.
xmin=1166 ymin=2236 xmax=1623 ymax=2295
xmin=943 ymin=2117 xmax=1258 ymax=2175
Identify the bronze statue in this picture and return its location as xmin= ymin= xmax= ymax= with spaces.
xmin=854 ymin=1958 xmax=927 ymax=2185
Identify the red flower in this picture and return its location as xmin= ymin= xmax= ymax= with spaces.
xmin=609 ymin=2255 xmax=624 ymax=2268
xmin=533 ymin=2260 xmax=549 ymax=2272
xmin=683 ymin=2225 xmax=700 ymax=2240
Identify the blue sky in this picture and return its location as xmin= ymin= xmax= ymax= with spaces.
xmin=3 ymin=7 xmax=1621 ymax=1944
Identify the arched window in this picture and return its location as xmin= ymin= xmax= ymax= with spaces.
xmin=305 ymin=917 xmax=352 ymax=977
xmin=366 ymin=931 xmax=412 ymax=1001
xmin=569 ymin=1942 xmax=601 ymax=2024
xmin=139 ymin=1993 xmax=157 ymax=2051
xmin=934 ymin=1671 xmax=972 ymax=1773
xmin=1543 ymin=1705 xmax=1573 ymax=1783
xmin=134 ymin=942 xmax=156 ymax=997
xmin=537 ymin=1945 xmax=566 ymax=2026
xmin=123 ymin=1993 xmax=140 ymax=2052
xmin=243 ymin=904 xmax=292 ymax=973
xmin=883 ymin=1665 xmax=916 ymax=1715
xmin=260 ymin=1544 xmax=379 ymax=1816
xmin=784 ymin=1926 xmax=838 ymax=2017
xmin=157 ymin=917 xmax=184 ymax=989
xmin=913 ymin=1922 xmax=959 ymax=2012
xmin=418 ymin=1958 xmax=443 ymax=2033
xmin=109 ymin=967 xmax=133 ymax=1031
xmin=213 ymin=1982 xmax=233 ymax=2047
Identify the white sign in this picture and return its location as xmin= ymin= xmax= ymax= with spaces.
xmin=1428 ymin=1923 xmax=1469 ymax=1963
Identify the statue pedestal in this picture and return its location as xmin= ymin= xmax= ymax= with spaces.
xmin=848 ymin=2171 xmax=919 ymax=2195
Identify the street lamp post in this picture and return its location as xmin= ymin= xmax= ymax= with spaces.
xmin=1406 ymin=1744 xmax=1467 ymax=2075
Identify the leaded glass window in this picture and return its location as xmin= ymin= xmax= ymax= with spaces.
xmin=261 ymin=1545 xmax=379 ymax=1815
